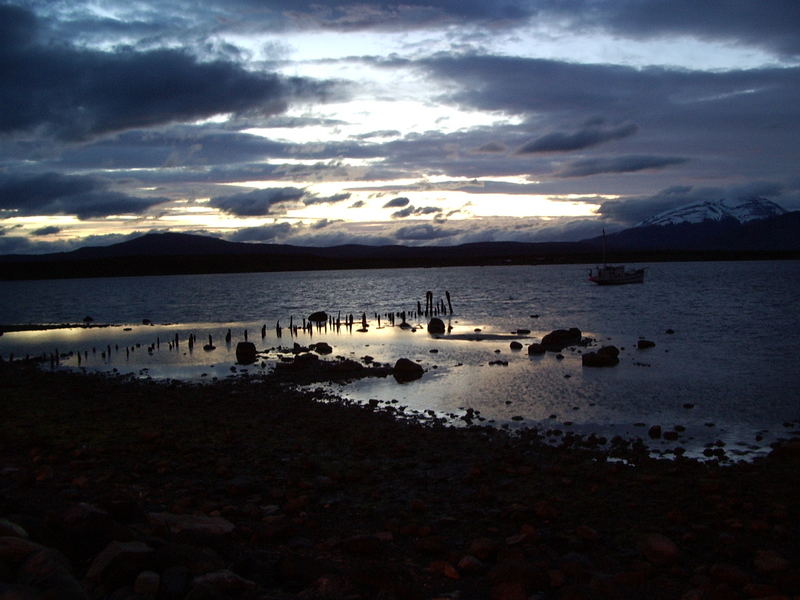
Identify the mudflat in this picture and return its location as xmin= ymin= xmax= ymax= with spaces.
xmin=1 ymin=360 xmax=798 ymax=599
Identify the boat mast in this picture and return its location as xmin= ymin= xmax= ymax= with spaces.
xmin=601 ymin=228 xmax=607 ymax=266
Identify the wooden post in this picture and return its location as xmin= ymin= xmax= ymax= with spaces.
xmin=446 ymin=290 xmax=453 ymax=314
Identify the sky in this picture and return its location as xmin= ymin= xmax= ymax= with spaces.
xmin=1 ymin=0 xmax=799 ymax=254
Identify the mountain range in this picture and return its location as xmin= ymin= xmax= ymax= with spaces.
xmin=1 ymin=197 xmax=798 ymax=279
xmin=637 ymin=196 xmax=787 ymax=226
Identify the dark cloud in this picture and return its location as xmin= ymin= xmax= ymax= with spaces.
xmin=349 ymin=200 xmax=365 ymax=208
xmin=0 ymin=5 xmax=338 ymax=141
xmin=209 ymin=187 xmax=306 ymax=216
xmin=394 ymin=223 xmax=461 ymax=241
xmin=391 ymin=207 xmax=414 ymax=219
xmin=303 ymin=192 xmax=352 ymax=205
xmin=474 ymin=142 xmax=507 ymax=153
xmin=518 ymin=123 xmax=638 ymax=153
xmin=555 ymin=0 xmax=800 ymax=59
xmin=31 ymin=226 xmax=61 ymax=236
xmin=392 ymin=205 xmax=444 ymax=218
xmin=227 ymin=223 xmax=294 ymax=242
xmin=382 ymin=196 xmax=411 ymax=208
xmin=0 ymin=172 xmax=168 ymax=219
xmin=558 ymin=155 xmax=688 ymax=177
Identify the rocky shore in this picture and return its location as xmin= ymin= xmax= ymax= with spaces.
xmin=1 ymin=360 xmax=799 ymax=600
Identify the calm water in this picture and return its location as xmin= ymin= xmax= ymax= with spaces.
xmin=2 ymin=261 xmax=799 ymax=459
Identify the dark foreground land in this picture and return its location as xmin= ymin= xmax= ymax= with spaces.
xmin=1 ymin=361 xmax=799 ymax=600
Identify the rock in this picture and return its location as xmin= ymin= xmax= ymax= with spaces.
xmin=312 ymin=342 xmax=333 ymax=355
xmin=0 ymin=519 xmax=28 ymax=539
xmin=307 ymin=311 xmax=328 ymax=323
xmin=0 ymin=537 xmax=44 ymax=568
xmin=468 ymin=537 xmax=499 ymax=561
xmin=158 ymin=566 xmax=190 ymax=599
xmin=427 ymin=318 xmax=446 ymax=334
xmin=393 ymin=358 xmax=424 ymax=382
xmin=528 ymin=343 xmax=545 ymax=355
xmin=291 ymin=352 xmax=319 ymax=368
xmin=133 ymin=570 xmax=160 ymax=595
xmin=85 ymin=541 xmax=154 ymax=592
xmin=640 ymin=533 xmax=679 ymax=565
xmin=457 ymin=554 xmax=485 ymax=574
xmin=16 ymin=545 xmax=88 ymax=600
xmin=235 ymin=341 xmax=257 ymax=364
xmin=754 ymin=549 xmax=789 ymax=573
xmin=581 ymin=346 xmax=620 ymax=367
xmin=152 ymin=543 xmax=226 ymax=575
xmin=637 ymin=339 xmax=656 ymax=349
xmin=147 ymin=513 xmax=235 ymax=539
xmin=540 ymin=328 xmax=582 ymax=351
xmin=648 ymin=425 xmax=662 ymax=439
xmin=341 ymin=534 xmax=389 ymax=556
xmin=509 ymin=341 xmax=523 ymax=350
xmin=54 ymin=502 xmax=129 ymax=560
xmin=190 ymin=570 xmax=256 ymax=594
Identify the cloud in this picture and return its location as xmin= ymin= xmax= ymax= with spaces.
xmin=303 ymin=192 xmax=352 ymax=205
xmin=474 ymin=142 xmax=507 ymax=153
xmin=391 ymin=207 xmax=414 ymax=219
xmin=227 ymin=222 xmax=295 ymax=242
xmin=0 ymin=172 xmax=168 ymax=219
xmin=349 ymin=200 xmax=365 ymax=208
xmin=557 ymin=0 xmax=800 ymax=59
xmin=0 ymin=5 xmax=338 ymax=141
xmin=391 ymin=205 xmax=443 ymax=219
xmin=32 ymin=226 xmax=61 ymax=236
xmin=394 ymin=223 xmax=461 ymax=241
xmin=209 ymin=187 xmax=306 ymax=216
xmin=382 ymin=196 xmax=411 ymax=208
xmin=558 ymin=155 xmax=688 ymax=177
xmin=518 ymin=123 xmax=638 ymax=153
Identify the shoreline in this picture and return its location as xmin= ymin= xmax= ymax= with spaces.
xmin=2 ymin=360 xmax=799 ymax=599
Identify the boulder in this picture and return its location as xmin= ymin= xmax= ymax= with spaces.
xmin=85 ymin=541 xmax=154 ymax=591
xmin=528 ymin=343 xmax=545 ymax=355
xmin=582 ymin=346 xmax=620 ymax=367
xmin=541 ymin=328 xmax=582 ymax=351
xmin=235 ymin=342 xmax=257 ymax=364
xmin=509 ymin=341 xmax=523 ymax=350
xmin=640 ymin=533 xmax=679 ymax=565
xmin=637 ymin=339 xmax=656 ymax=349
xmin=393 ymin=358 xmax=424 ymax=382
xmin=307 ymin=311 xmax=328 ymax=324
xmin=427 ymin=318 xmax=446 ymax=334
xmin=312 ymin=342 xmax=333 ymax=355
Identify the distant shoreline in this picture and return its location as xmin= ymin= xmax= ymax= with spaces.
xmin=1 ymin=249 xmax=798 ymax=281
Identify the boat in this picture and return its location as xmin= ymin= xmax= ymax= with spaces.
xmin=588 ymin=228 xmax=645 ymax=285
xmin=589 ymin=264 xmax=645 ymax=285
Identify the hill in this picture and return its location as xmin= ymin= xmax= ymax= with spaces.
xmin=1 ymin=212 xmax=799 ymax=280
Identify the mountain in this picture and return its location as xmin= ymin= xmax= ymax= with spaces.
xmin=2 ymin=211 xmax=799 ymax=280
xmin=637 ymin=197 xmax=786 ymax=227
xmin=596 ymin=210 xmax=800 ymax=253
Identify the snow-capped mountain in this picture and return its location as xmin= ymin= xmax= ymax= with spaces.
xmin=637 ymin=197 xmax=786 ymax=227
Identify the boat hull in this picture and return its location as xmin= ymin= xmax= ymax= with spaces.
xmin=589 ymin=266 xmax=645 ymax=285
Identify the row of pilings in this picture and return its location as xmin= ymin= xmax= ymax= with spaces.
xmin=1 ymin=290 xmax=455 ymax=365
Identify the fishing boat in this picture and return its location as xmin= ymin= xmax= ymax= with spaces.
xmin=589 ymin=264 xmax=645 ymax=285
xmin=588 ymin=229 xmax=645 ymax=285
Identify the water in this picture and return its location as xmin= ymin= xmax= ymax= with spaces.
xmin=2 ymin=261 xmax=799 ymax=459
